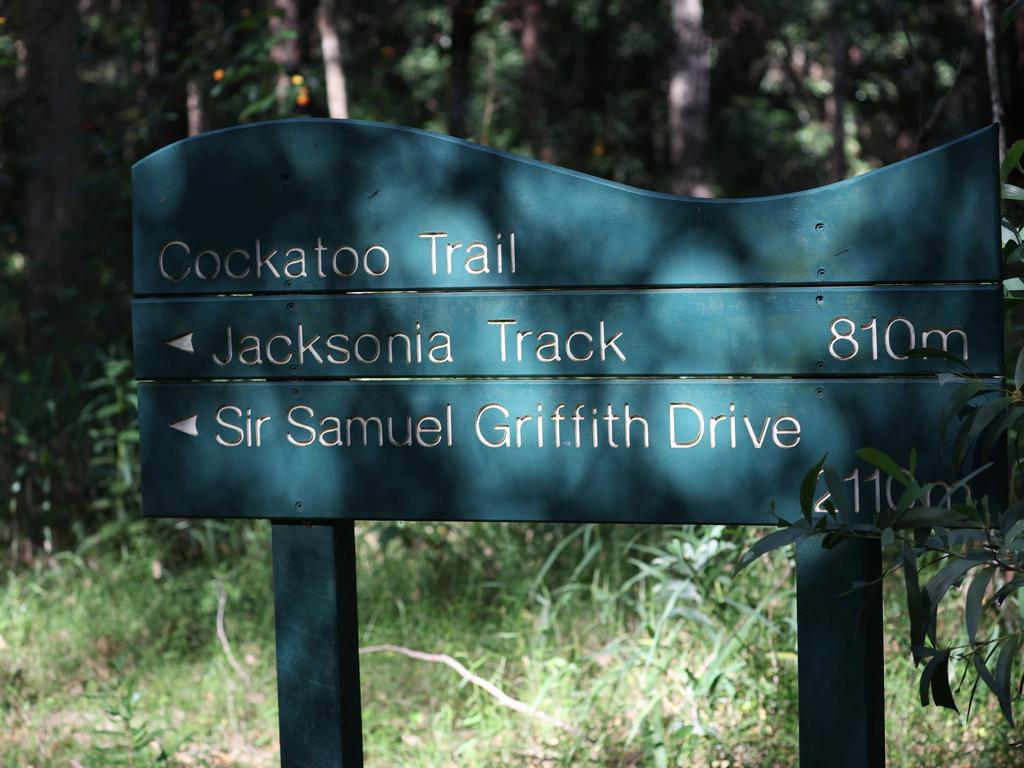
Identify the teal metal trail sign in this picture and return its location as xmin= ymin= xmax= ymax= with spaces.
xmin=131 ymin=119 xmax=1003 ymax=768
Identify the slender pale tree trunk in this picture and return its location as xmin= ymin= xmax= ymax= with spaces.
xmin=186 ymin=0 xmax=206 ymax=138
xmin=973 ymin=0 xmax=1006 ymax=158
xmin=668 ymin=0 xmax=711 ymax=197
xmin=318 ymin=0 xmax=349 ymax=118
xmin=186 ymin=78 xmax=204 ymax=135
xmin=825 ymin=0 xmax=848 ymax=181
xmin=270 ymin=0 xmax=301 ymax=112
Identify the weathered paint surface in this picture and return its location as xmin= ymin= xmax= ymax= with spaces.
xmin=273 ymin=522 xmax=363 ymax=767
xmin=132 ymin=120 xmax=999 ymax=294
xmin=138 ymin=378 xmax=989 ymax=524
xmin=797 ymin=538 xmax=884 ymax=768
xmin=132 ymin=285 xmax=1000 ymax=379
xmin=130 ymin=120 xmax=1003 ymax=768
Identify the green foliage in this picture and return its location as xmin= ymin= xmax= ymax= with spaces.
xmin=744 ymin=131 xmax=1024 ymax=742
xmin=0 ymin=516 xmax=276 ymax=765
xmin=357 ymin=520 xmax=801 ymax=764
xmin=5 ymin=516 xmax=1019 ymax=765
xmin=743 ymin=389 xmax=1024 ymax=734
xmin=81 ymin=348 xmax=140 ymax=521
xmin=742 ymin=441 xmax=1024 ymax=724
xmin=85 ymin=677 xmax=185 ymax=768
xmin=199 ymin=6 xmax=304 ymax=122
xmin=1002 ymin=1 xmax=1024 ymax=33
xmin=0 ymin=0 xmax=1009 ymax=558
xmin=0 ymin=0 xmax=1020 ymax=761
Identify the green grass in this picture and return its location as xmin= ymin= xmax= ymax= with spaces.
xmin=0 ymin=519 xmax=1018 ymax=766
xmin=0 ymin=520 xmax=278 ymax=767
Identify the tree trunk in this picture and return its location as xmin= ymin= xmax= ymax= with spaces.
xmin=24 ymin=0 xmax=81 ymax=324
xmin=973 ymin=0 xmax=1006 ymax=158
xmin=521 ymin=0 xmax=543 ymax=154
xmin=667 ymin=0 xmax=711 ymax=197
xmin=186 ymin=77 xmax=205 ymax=136
xmin=825 ymin=0 xmax=848 ymax=181
xmin=185 ymin=0 xmax=205 ymax=137
xmin=270 ymin=0 xmax=302 ymax=112
xmin=318 ymin=0 xmax=349 ymax=118
xmin=1007 ymin=11 xmax=1024 ymax=151
xmin=448 ymin=0 xmax=480 ymax=138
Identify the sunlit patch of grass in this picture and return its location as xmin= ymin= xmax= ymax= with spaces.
xmin=1 ymin=520 xmax=1020 ymax=766
xmin=0 ymin=520 xmax=278 ymax=767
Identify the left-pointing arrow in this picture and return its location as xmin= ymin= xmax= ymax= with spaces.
xmin=169 ymin=414 xmax=199 ymax=437
xmin=165 ymin=331 xmax=195 ymax=353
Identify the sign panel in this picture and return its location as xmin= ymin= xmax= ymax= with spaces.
xmin=132 ymin=285 xmax=1000 ymax=379
xmin=138 ymin=379 xmax=985 ymax=524
xmin=132 ymin=121 xmax=999 ymax=293
xmin=131 ymin=120 xmax=1003 ymax=525
xmin=131 ymin=120 xmax=1003 ymax=765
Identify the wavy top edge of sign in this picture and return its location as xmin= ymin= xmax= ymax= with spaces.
xmin=132 ymin=120 xmax=1000 ymax=290
xmin=134 ymin=117 xmax=997 ymax=205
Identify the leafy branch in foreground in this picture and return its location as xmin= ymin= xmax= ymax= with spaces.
xmin=743 ymin=134 xmax=1024 ymax=735
xmin=740 ymin=369 xmax=1024 ymax=732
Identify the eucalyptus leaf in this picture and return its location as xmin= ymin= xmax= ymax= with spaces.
xmin=922 ymin=588 xmax=938 ymax=647
xmin=737 ymin=525 xmax=810 ymax=573
xmin=966 ymin=566 xmax=995 ymax=645
xmin=937 ymin=372 xmax=969 ymax=387
xmin=930 ymin=653 xmax=958 ymax=712
xmin=1000 ymin=502 xmax=1024 ymax=534
xmin=901 ymin=347 xmax=967 ymax=367
xmin=993 ymin=576 xmax=1024 ymax=606
xmin=939 ymin=381 xmax=998 ymax=444
xmin=919 ymin=656 xmax=936 ymax=706
xmin=953 ymin=399 xmax=1012 ymax=473
xmin=855 ymin=448 xmax=908 ymax=486
xmin=924 ymin=557 xmax=980 ymax=608
xmin=892 ymin=506 xmax=978 ymax=530
xmin=823 ymin=464 xmax=851 ymax=525
xmin=1003 ymin=519 xmax=1024 ymax=548
xmin=1004 ymin=183 xmax=1024 ymax=202
xmin=935 ymin=462 xmax=994 ymax=509
xmin=974 ymin=652 xmax=999 ymax=696
xmin=995 ymin=636 xmax=1019 ymax=726
xmin=1001 ymin=139 xmax=1024 ymax=182
xmin=892 ymin=482 xmax=932 ymax=524
xmin=903 ymin=544 xmax=925 ymax=653
xmin=800 ymin=454 xmax=828 ymax=522
xmin=880 ymin=527 xmax=894 ymax=550
xmin=978 ymin=406 xmax=1024 ymax=461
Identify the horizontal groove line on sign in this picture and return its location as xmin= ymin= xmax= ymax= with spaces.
xmin=130 ymin=279 xmax=1003 ymax=300
xmin=134 ymin=373 xmax=1006 ymax=385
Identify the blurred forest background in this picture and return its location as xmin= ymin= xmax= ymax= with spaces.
xmin=0 ymin=0 xmax=1022 ymax=766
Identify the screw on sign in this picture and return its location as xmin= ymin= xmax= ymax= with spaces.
xmin=131 ymin=120 xmax=1002 ymax=767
